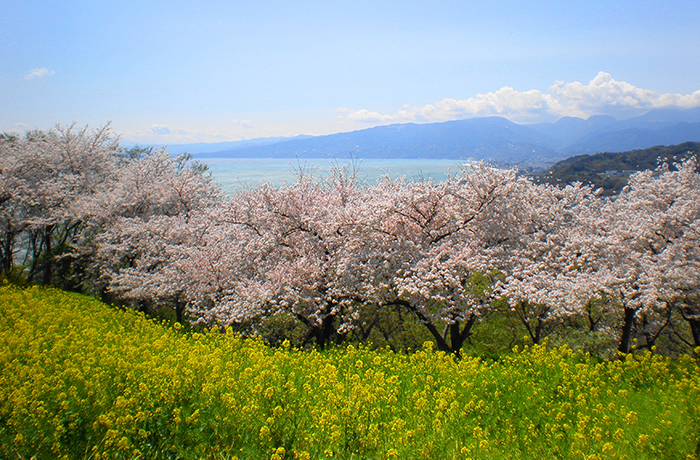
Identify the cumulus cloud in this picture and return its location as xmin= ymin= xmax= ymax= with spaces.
xmin=151 ymin=125 xmax=171 ymax=135
xmin=550 ymin=72 xmax=700 ymax=116
xmin=339 ymin=72 xmax=700 ymax=124
xmin=25 ymin=68 xmax=55 ymax=79
xmin=231 ymin=119 xmax=253 ymax=129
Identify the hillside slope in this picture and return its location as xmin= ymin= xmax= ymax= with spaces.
xmin=535 ymin=142 xmax=700 ymax=195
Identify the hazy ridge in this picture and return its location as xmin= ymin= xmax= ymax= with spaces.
xmin=154 ymin=107 xmax=700 ymax=169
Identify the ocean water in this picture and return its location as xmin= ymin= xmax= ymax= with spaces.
xmin=200 ymin=157 xmax=468 ymax=193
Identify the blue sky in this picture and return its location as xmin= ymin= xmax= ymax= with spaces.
xmin=2 ymin=0 xmax=699 ymax=144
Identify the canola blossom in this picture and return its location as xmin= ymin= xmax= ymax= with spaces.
xmin=1 ymin=285 xmax=699 ymax=459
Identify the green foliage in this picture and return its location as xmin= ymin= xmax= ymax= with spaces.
xmin=257 ymin=310 xmax=312 ymax=347
xmin=251 ymin=292 xmax=696 ymax=359
xmin=2 ymin=286 xmax=699 ymax=459
xmin=462 ymin=303 xmax=531 ymax=360
xmin=0 ymin=267 xmax=32 ymax=287
xmin=350 ymin=303 xmax=434 ymax=352
xmin=536 ymin=142 xmax=700 ymax=194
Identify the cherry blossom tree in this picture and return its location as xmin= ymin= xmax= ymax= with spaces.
xmin=654 ymin=161 xmax=700 ymax=348
xmin=86 ymin=150 xmax=223 ymax=319
xmin=168 ymin=162 xmax=608 ymax=354
xmin=0 ymin=124 xmax=120 ymax=284
xmin=349 ymin=163 xmax=526 ymax=355
xmin=8 ymin=122 xmax=687 ymax=357
xmin=480 ymin=180 xmax=600 ymax=345
xmin=93 ymin=213 xmax=209 ymax=322
xmin=257 ymin=163 xmax=371 ymax=346
xmin=127 ymin=161 xmax=369 ymax=343
xmin=579 ymin=159 xmax=700 ymax=352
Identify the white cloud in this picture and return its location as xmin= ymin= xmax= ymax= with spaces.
xmin=122 ymin=124 xmax=255 ymax=145
xmin=549 ymin=72 xmax=700 ymax=116
xmin=151 ymin=124 xmax=171 ymax=135
xmin=339 ymin=72 xmax=700 ymax=124
xmin=25 ymin=68 xmax=55 ymax=79
xmin=231 ymin=119 xmax=253 ymax=129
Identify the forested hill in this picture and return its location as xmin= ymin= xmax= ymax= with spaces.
xmin=534 ymin=141 xmax=700 ymax=195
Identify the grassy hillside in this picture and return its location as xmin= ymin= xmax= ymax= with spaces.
xmin=535 ymin=142 xmax=700 ymax=195
xmin=1 ymin=285 xmax=699 ymax=459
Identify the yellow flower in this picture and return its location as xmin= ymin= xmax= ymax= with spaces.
xmin=637 ymin=434 xmax=650 ymax=449
xmin=117 ymin=436 xmax=130 ymax=450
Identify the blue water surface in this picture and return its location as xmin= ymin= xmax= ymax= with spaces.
xmin=200 ymin=157 xmax=469 ymax=193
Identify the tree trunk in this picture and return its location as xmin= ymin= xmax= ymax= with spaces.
xmin=27 ymin=232 xmax=41 ymax=282
xmin=300 ymin=314 xmax=338 ymax=350
xmin=317 ymin=315 xmax=336 ymax=349
xmin=534 ymin=315 xmax=547 ymax=345
xmin=618 ymin=306 xmax=637 ymax=354
xmin=515 ymin=300 xmax=550 ymax=345
xmin=586 ymin=300 xmax=601 ymax=332
xmin=42 ymin=227 xmax=53 ymax=285
xmin=415 ymin=312 xmax=452 ymax=353
xmin=449 ymin=315 xmax=477 ymax=358
xmin=175 ymin=300 xmax=186 ymax=324
xmin=385 ymin=299 xmax=452 ymax=353
xmin=0 ymin=232 xmax=13 ymax=275
xmin=386 ymin=299 xmax=479 ymax=355
xmin=678 ymin=304 xmax=700 ymax=348
xmin=638 ymin=304 xmax=672 ymax=351
xmin=688 ymin=317 xmax=700 ymax=348
xmin=379 ymin=326 xmax=398 ymax=353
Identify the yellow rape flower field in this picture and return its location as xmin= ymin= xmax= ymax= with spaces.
xmin=1 ymin=286 xmax=699 ymax=459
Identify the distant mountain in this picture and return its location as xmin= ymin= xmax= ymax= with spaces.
xmin=529 ymin=115 xmax=620 ymax=149
xmin=561 ymin=122 xmax=700 ymax=154
xmin=146 ymin=135 xmax=313 ymax=156
xmin=529 ymin=107 xmax=700 ymax=153
xmin=534 ymin=141 xmax=700 ymax=195
xmin=164 ymin=107 xmax=700 ymax=169
xmin=622 ymin=107 xmax=700 ymax=127
xmin=196 ymin=117 xmax=563 ymax=168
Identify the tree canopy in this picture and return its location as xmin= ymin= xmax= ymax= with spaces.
xmin=2 ymin=126 xmax=699 ymax=356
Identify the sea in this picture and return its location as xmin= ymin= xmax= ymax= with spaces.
xmin=200 ymin=157 xmax=469 ymax=194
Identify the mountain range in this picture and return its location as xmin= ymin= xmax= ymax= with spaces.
xmin=163 ymin=107 xmax=700 ymax=169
